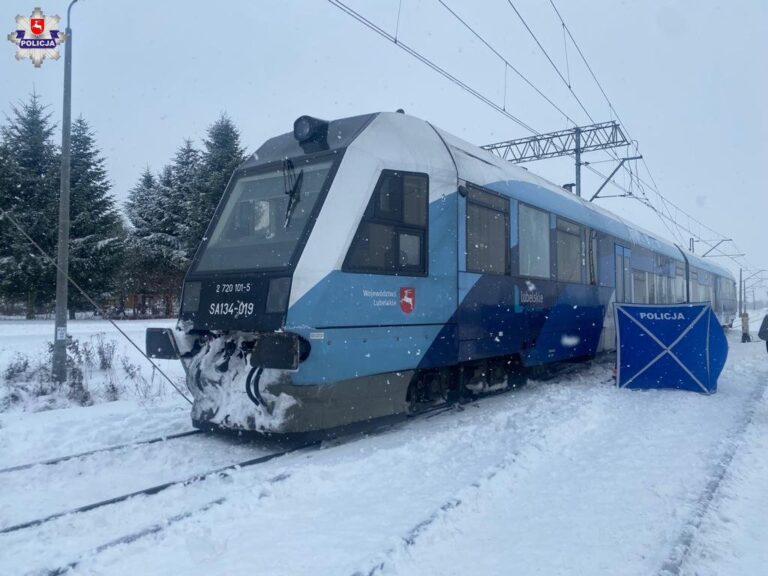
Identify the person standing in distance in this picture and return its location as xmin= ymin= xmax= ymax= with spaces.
xmin=740 ymin=311 xmax=751 ymax=343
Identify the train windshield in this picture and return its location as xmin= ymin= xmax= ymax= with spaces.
xmin=194 ymin=158 xmax=335 ymax=272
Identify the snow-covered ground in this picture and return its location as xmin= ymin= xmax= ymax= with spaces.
xmin=0 ymin=316 xmax=766 ymax=575
xmin=0 ymin=319 xmax=186 ymax=414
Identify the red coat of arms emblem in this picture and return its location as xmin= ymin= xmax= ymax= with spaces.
xmin=30 ymin=18 xmax=45 ymax=35
xmin=400 ymin=287 xmax=415 ymax=314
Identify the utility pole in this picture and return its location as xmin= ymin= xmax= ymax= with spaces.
xmin=574 ymin=126 xmax=581 ymax=197
xmin=741 ymin=270 xmax=766 ymax=317
xmin=738 ymin=268 xmax=742 ymax=315
xmin=53 ymin=0 xmax=79 ymax=383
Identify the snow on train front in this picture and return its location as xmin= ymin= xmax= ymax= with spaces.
xmin=145 ymin=111 xmax=451 ymax=434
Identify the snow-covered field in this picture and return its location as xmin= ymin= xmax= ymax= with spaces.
xmin=0 ymin=317 xmax=766 ymax=575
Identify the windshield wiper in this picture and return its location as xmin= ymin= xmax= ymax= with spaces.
xmin=283 ymin=158 xmax=304 ymax=228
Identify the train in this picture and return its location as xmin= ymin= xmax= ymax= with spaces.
xmin=146 ymin=111 xmax=737 ymax=434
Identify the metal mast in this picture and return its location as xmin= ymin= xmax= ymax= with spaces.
xmin=482 ymin=121 xmax=632 ymax=198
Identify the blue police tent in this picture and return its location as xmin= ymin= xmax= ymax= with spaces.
xmin=614 ymin=303 xmax=728 ymax=394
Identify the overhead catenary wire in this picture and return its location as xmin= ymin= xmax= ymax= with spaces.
xmin=0 ymin=206 xmax=193 ymax=405
xmin=325 ymin=0 xmax=537 ymax=134
xmin=545 ymin=0 xmax=751 ymax=270
xmin=505 ymin=0 xmax=596 ymax=125
xmin=435 ymin=0 xmax=669 ymax=242
xmin=328 ymin=0 xmax=750 ymax=271
xmin=435 ymin=0 xmax=575 ymax=127
xmin=441 ymin=0 xmax=694 ymax=252
xmin=505 ymin=0 xmax=690 ymax=243
xmin=545 ymin=0 xmax=674 ymax=221
xmin=507 ymin=0 xmax=748 ymax=268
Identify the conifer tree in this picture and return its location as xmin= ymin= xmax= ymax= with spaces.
xmin=125 ymin=167 xmax=158 ymax=236
xmin=0 ymin=93 xmax=59 ymax=318
xmin=124 ymin=166 xmax=186 ymax=316
xmin=67 ymin=117 xmax=124 ymax=317
xmin=192 ymin=114 xmax=246 ymax=246
xmin=123 ymin=168 xmax=157 ymax=314
xmin=170 ymin=139 xmax=203 ymax=259
xmin=121 ymin=114 xmax=247 ymax=317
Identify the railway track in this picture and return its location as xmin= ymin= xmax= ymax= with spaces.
xmin=3 ymin=357 xmax=600 ymax=534
xmin=0 ymin=422 xmax=303 ymax=536
xmin=3 ymin=358 xmax=607 ymax=575
xmin=0 ymin=442 xmax=311 ymax=535
xmin=1 ymin=403 xmax=467 ymax=575
xmin=657 ymin=375 xmax=768 ymax=576
xmin=43 ymin=469 xmax=294 ymax=576
xmin=0 ymin=429 xmax=202 ymax=475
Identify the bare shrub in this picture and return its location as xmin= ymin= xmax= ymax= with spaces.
xmin=94 ymin=333 xmax=116 ymax=371
xmin=3 ymin=353 xmax=30 ymax=383
xmin=104 ymin=374 xmax=122 ymax=402
xmin=120 ymin=354 xmax=166 ymax=401
xmin=67 ymin=366 xmax=92 ymax=406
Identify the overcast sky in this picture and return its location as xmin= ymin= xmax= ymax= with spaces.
xmin=2 ymin=0 xmax=766 ymax=284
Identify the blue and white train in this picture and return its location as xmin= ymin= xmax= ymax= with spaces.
xmin=147 ymin=111 xmax=737 ymax=434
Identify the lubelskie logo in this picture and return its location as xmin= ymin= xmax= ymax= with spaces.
xmin=400 ymin=287 xmax=415 ymax=314
xmin=8 ymin=7 xmax=65 ymax=67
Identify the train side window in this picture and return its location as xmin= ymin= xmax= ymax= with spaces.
xmin=343 ymin=170 xmax=428 ymax=276
xmin=519 ymin=203 xmax=551 ymax=278
xmin=556 ymin=218 xmax=584 ymax=283
xmin=466 ymin=186 xmax=509 ymax=275
xmin=674 ymin=264 xmax=686 ymax=302
xmin=633 ymin=270 xmax=648 ymax=303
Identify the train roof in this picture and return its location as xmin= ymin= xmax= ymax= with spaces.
xmin=425 ymin=117 xmax=732 ymax=280
xmin=242 ymin=111 xmax=733 ymax=281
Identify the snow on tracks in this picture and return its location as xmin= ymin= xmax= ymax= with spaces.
xmin=376 ymin=336 xmax=768 ymax=576
xmin=0 ymin=430 xmax=293 ymax=532
xmin=0 ymin=429 xmax=202 ymax=474
xmin=62 ymin=365 xmax=618 ymax=576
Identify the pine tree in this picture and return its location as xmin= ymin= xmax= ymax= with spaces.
xmin=192 ymin=114 xmax=246 ymax=247
xmin=0 ymin=140 xmax=20 ymax=313
xmin=0 ymin=93 xmax=60 ymax=318
xmin=124 ymin=166 xmax=186 ymax=316
xmin=67 ymin=117 xmax=125 ymax=317
xmin=170 ymin=139 xmax=203 ymax=259
xmin=120 ymin=115 xmax=246 ymax=317
xmin=125 ymin=167 xmax=158 ymax=236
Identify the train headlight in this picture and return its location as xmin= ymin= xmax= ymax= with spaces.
xmin=182 ymin=282 xmax=201 ymax=313
xmin=266 ymin=277 xmax=291 ymax=314
xmin=293 ymin=115 xmax=328 ymax=145
xmin=294 ymin=116 xmax=313 ymax=141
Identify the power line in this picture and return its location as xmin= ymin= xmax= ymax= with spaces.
xmin=505 ymin=0 xmax=596 ymax=125
xmin=326 ymin=0 xmax=538 ymax=134
xmin=507 ymin=0 xmax=667 ymax=221
xmin=502 ymin=0 xmax=663 ymax=213
xmin=583 ymin=164 xmax=752 ymax=269
xmin=547 ymin=0 xmax=620 ymax=124
xmin=436 ymin=0 xmax=574 ymax=125
xmin=0 ymin=206 xmax=193 ymax=405
xmin=545 ymin=0 xmax=751 ymax=270
xmin=328 ymin=0 xmax=750 ymax=271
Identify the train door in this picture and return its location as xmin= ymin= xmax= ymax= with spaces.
xmin=615 ymin=245 xmax=632 ymax=303
xmin=456 ymin=184 xmax=514 ymax=363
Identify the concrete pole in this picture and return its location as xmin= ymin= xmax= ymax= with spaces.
xmin=738 ymin=268 xmax=742 ymax=315
xmin=52 ymin=0 xmax=78 ymax=383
